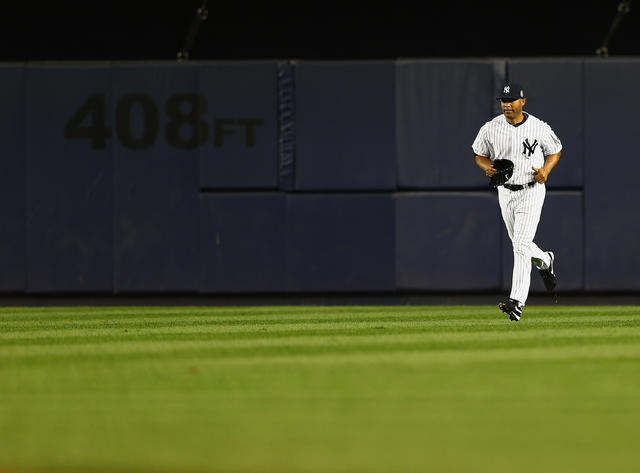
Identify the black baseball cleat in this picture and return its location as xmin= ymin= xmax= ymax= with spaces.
xmin=538 ymin=251 xmax=557 ymax=292
xmin=498 ymin=298 xmax=523 ymax=322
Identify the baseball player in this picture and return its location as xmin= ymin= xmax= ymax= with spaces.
xmin=472 ymin=83 xmax=562 ymax=321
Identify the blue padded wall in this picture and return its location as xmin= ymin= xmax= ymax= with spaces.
xmin=507 ymin=60 xmax=583 ymax=188
xmin=501 ymin=191 xmax=583 ymax=293
xmin=396 ymin=60 xmax=494 ymax=189
xmin=200 ymin=193 xmax=286 ymax=293
xmin=286 ymin=195 xmax=395 ymax=291
xmin=584 ymin=59 xmax=640 ymax=290
xmin=0 ymin=66 xmax=26 ymax=291
xmin=198 ymin=62 xmax=279 ymax=189
xmin=112 ymin=64 xmax=200 ymax=292
xmin=295 ymin=61 xmax=396 ymax=190
xmin=6 ymin=59 xmax=640 ymax=295
xmin=26 ymin=65 xmax=113 ymax=292
xmin=396 ymin=192 xmax=502 ymax=290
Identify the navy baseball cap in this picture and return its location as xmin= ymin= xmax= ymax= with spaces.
xmin=496 ymin=83 xmax=525 ymax=100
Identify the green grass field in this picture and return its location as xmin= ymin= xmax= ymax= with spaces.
xmin=1 ymin=305 xmax=640 ymax=473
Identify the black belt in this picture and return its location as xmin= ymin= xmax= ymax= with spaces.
xmin=503 ymin=181 xmax=536 ymax=191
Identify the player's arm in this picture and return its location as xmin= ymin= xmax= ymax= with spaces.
xmin=472 ymin=125 xmax=496 ymax=175
xmin=532 ymin=151 xmax=561 ymax=184
xmin=475 ymin=155 xmax=497 ymax=177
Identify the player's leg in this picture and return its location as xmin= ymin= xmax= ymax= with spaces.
xmin=520 ymin=187 xmax=557 ymax=291
xmin=499 ymin=192 xmax=551 ymax=281
xmin=497 ymin=187 xmax=515 ymax=240
xmin=496 ymin=188 xmax=526 ymax=320
xmin=530 ymin=242 xmax=551 ymax=269
xmin=509 ymin=185 xmax=546 ymax=304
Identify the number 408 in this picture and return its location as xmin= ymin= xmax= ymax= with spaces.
xmin=64 ymin=93 xmax=264 ymax=150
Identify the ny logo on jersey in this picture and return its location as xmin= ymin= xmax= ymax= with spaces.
xmin=503 ymin=86 xmax=510 ymax=93
xmin=522 ymin=138 xmax=539 ymax=157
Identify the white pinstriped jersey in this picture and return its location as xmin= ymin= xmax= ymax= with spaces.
xmin=472 ymin=113 xmax=562 ymax=185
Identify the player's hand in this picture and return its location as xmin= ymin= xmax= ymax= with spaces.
xmin=485 ymin=166 xmax=497 ymax=177
xmin=532 ymin=166 xmax=549 ymax=183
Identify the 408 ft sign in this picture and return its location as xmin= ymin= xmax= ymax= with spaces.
xmin=64 ymin=93 xmax=265 ymax=150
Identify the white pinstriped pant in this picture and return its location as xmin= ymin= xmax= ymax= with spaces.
xmin=498 ymin=183 xmax=551 ymax=304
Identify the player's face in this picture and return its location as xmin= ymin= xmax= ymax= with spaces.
xmin=501 ymin=98 xmax=526 ymax=119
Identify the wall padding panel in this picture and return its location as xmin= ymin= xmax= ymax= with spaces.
xmin=0 ymin=65 xmax=26 ymax=291
xmin=295 ymin=61 xmax=396 ymax=191
xmin=200 ymin=193 xmax=286 ymax=293
xmin=112 ymin=64 xmax=199 ymax=292
xmin=396 ymin=60 xmax=494 ymax=189
xmin=396 ymin=192 xmax=502 ymax=290
xmin=584 ymin=59 xmax=640 ymax=290
xmin=286 ymin=195 xmax=395 ymax=291
xmin=26 ymin=65 xmax=113 ymax=292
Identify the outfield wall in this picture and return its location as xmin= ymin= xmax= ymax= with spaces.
xmin=0 ymin=58 xmax=636 ymax=293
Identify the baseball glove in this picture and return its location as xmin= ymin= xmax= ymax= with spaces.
xmin=488 ymin=159 xmax=514 ymax=188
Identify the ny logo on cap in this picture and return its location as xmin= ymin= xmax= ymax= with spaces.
xmin=504 ymin=86 xmax=510 ymax=93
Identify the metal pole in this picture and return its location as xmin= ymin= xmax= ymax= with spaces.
xmin=596 ymin=0 xmax=632 ymax=56
xmin=178 ymin=0 xmax=209 ymax=62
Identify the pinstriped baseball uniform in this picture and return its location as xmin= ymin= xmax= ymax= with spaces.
xmin=472 ymin=112 xmax=562 ymax=304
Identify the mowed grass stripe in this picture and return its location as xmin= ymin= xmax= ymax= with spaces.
xmin=0 ymin=309 xmax=488 ymax=327
xmin=1 ymin=304 xmax=639 ymax=322
xmin=3 ymin=322 xmax=640 ymax=346
xmin=3 ymin=332 xmax=640 ymax=365
xmin=3 ymin=314 xmax=640 ymax=340
xmin=0 ymin=311 xmax=483 ymax=329
xmin=2 ymin=307 xmax=639 ymax=333
xmin=0 ymin=305 xmax=424 ymax=321
xmin=2 ymin=344 xmax=640 ymax=371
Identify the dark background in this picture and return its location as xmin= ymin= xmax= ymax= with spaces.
xmin=1 ymin=0 xmax=638 ymax=61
